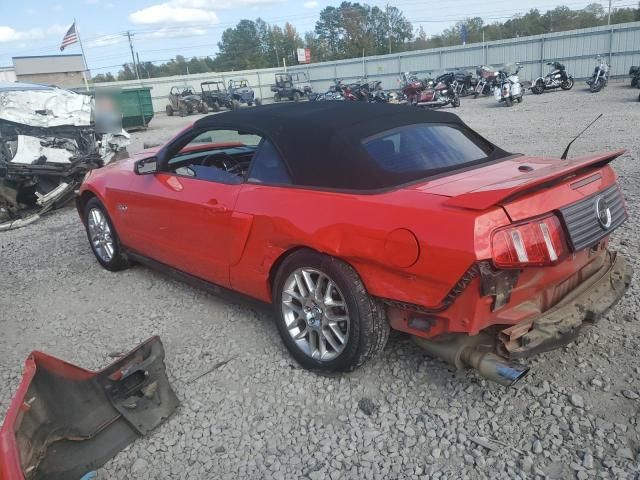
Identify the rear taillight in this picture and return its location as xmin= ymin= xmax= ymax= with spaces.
xmin=492 ymin=215 xmax=566 ymax=268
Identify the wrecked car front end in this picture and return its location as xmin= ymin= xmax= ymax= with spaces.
xmin=0 ymin=336 xmax=178 ymax=480
xmin=0 ymin=83 xmax=129 ymax=230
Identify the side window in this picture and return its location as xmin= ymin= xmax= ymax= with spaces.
xmin=248 ymin=139 xmax=292 ymax=185
xmin=168 ymin=129 xmax=261 ymax=184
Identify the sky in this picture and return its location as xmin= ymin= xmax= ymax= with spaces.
xmin=0 ymin=0 xmax=622 ymax=75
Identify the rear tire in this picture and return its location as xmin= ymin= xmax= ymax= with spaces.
xmin=179 ymin=105 xmax=188 ymax=117
xmin=273 ymin=93 xmax=281 ymax=102
xmin=231 ymin=100 xmax=240 ymax=110
xmin=166 ymin=105 xmax=174 ymax=116
xmin=84 ymin=197 xmax=131 ymax=272
xmin=293 ymin=91 xmax=301 ymax=102
xmin=198 ymin=103 xmax=208 ymax=114
xmin=516 ymin=96 xmax=523 ymax=103
xmin=272 ymin=249 xmax=389 ymax=372
xmin=255 ymin=98 xmax=262 ymax=106
xmin=211 ymin=101 xmax=220 ymax=112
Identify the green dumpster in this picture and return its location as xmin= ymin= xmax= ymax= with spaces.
xmin=115 ymin=87 xmax=154 ymax=130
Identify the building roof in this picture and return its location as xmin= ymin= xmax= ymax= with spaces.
xmin=13 ymin=55 xmax=85 ymax=75
xmin=185 ymin=102 xmax=509 ymax=190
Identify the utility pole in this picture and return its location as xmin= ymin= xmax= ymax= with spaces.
xmin=386 ymin=3 xmax=392 ymax=55
xmin=607 ymin=0 xmax=612 ymax=25
xmin=125 ymin=31 xmax=140 ymax=80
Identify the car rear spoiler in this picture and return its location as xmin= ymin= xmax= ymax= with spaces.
xmin=444 ymin=149 xmax=626 ymax=210
xmin=0 ymin=336 xmax=178 ymax=480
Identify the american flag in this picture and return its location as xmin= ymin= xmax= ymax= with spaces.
xmin=60 ymin=22 xmax=78 ymax=51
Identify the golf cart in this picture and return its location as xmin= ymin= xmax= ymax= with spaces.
xmin=271 ymin=72 xmax=313 ymax=102
xmin=227 ymin=79 xmax=260 ymax=106
xmin=166 ymin=86 xmax=207 ymax=116
xmin=200 ymin=80 xmax=239 ymax=111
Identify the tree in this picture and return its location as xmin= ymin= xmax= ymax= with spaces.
xmin=314 ymin=2 xmax=413 ymax=59
xmin=213 ymin=19 xmax=267 ymax=71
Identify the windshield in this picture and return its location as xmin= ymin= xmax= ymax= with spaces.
xmin=363 ymin=124 xmax=493 ymax=174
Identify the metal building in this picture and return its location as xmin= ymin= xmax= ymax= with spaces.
xmin=12 ymin=55 xmax=88 ymax=88
xmin=0 ymin=66 xmax=16 ymax=82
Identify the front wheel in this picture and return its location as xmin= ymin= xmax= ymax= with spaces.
xmin=165 ymin=105 xmax=174 ymax=116
xmin=272 ymin=249 xmax=389 ymax=371
xmin=293 ymin=91 xmax=301 ymax=102
xmin=255 ymin=98 xmax=262 ymax=106
xmin=84 ymin=198 xmax=131 ymax=271
xmin=561 ymin=77 xmax=574 ymax=90
xmin=231 ymin=99 xmax=240 ymax=110
xmin=531 ymin=80 xmax=545 ymax=94
xmin=516 ymin=95 xmax=523 ymax=103
xmin=273 ymin=93 xmax=281 ymax=103
xmin=451 ymin=95 xmax=460 ymax=107
xmin=505 ymin=97 xmax=513 ymax=107
xmin=591 ymin=78 xmax=604 ymax=93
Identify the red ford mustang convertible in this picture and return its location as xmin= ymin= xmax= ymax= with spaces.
xmin=77 ymin=102 xmax=631 ymax=385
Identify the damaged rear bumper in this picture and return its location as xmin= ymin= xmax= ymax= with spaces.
xmin=0 ymin=336 xmax=178 ymax=480
xmin=500 ymin=250 xmax=633 ymax=359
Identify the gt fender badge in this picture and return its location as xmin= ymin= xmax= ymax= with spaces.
xmin=117 ymin=203 xmax=128 ymax=212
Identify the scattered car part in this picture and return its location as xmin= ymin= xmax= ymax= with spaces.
xmin=0 ymin=336 xmax=179 ymax=480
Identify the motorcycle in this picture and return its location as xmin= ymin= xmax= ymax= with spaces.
xmin=453 ymin=69 xmax=474 ymax=97
xmin=494 ymin=63 xmax=524 ymax=107
xmin=401 ymin=71 xmax=460 ymax=108
xmin=629 ymin=66 xmax=640 ymax=88
xmin=531 ymin=61 xmax=574 ymax=94
xmin=473 ymin=66 xmax=498 ymax=98
xmin=309 ymin=79 xmax=346 ymax=101
xmin=586 ymin=56 xmax=609 ymax=93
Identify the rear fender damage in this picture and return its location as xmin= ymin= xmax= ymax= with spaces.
xmin=0 ymin=336 xmax=179 ymax=480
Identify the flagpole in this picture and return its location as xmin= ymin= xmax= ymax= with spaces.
xmin=74 ymin=18 xmax=90 ymax=91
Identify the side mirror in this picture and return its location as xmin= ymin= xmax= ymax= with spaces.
xmin=134 ymin=157 xmax=158 ymax=175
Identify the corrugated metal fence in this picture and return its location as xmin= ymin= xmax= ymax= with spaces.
xmin=99 ymin=21 xmax=640 ymax=113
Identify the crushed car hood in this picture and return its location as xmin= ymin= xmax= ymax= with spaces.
xmin=409 ymin=150 xmax=625 ymax=215
xmin=0 ymin=337 xmax=178 ymax=480
xmin=0 ymin=85 xmax=92 ymax=127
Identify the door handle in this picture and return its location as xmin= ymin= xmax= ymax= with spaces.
xmin=207 ymin=199 xmax=228 ymax=213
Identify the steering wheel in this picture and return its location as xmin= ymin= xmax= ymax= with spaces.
xmin=201 ymin=152 xmax=241 ymax=174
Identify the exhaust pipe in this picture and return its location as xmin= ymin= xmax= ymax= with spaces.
xmin=414 ymin=334 xmax=529 ymax=387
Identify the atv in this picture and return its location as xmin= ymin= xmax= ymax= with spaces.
xmin=165 ymin=86 xmax=208 ymax=117
xmin=271 ymin=72 xmax=313 ymax=102
xmin=200 ymin=81 xmax=239 ymax=111
xmin=227 ymin=79 xmax=260 ymax=106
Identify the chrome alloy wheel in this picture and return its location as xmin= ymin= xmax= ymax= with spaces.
xmin=281 ymin=268 xmax=350 ymax=362
xmin=87 ymin=207 xmax=114 ymax=263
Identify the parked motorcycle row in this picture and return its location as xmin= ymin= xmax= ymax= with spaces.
xmin=306 ymin=54 xmax=637 ymax=110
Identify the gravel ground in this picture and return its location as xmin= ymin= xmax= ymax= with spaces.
xmin=1 ymin=81 xmax=640 ymax=480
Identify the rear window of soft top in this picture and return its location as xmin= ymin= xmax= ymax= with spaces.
xmin=362 ymin=123 xmax=494 ymax=174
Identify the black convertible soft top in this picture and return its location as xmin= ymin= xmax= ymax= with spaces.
xmin=192 ymin=101 xmax=509 ymax=190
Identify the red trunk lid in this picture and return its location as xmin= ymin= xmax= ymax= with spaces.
xmin=409 ymin=150 xmax=625 ymax=221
